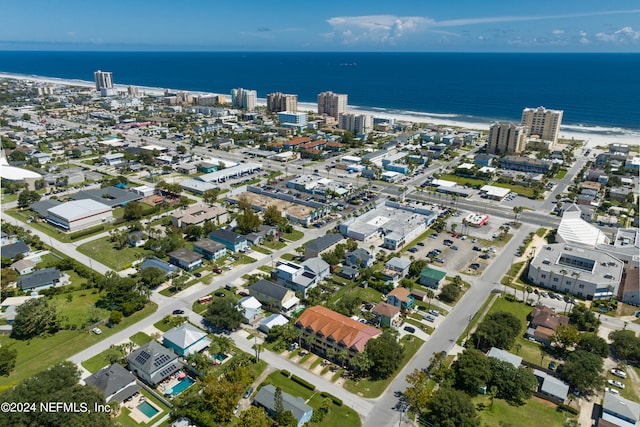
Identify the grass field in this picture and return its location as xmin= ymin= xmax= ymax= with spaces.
xmin=474 ymin=395 xmax=574 ymax=427
xmin=283 ymin=229 xmax=304 ymax=241
xmin=77 ymin=236 xmax=153 ymax=270
xmin=130 ymin=331 xmax=152 ymax=346
xmin=0 ymin=303 xmax=157 ymax=391
xmin=50 ymin=289 xmax=108 ymax=328
xmin=262 ymin=371 xmax=361 ymax=427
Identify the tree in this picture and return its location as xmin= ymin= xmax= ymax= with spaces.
xmin=577 ymin=333 xmax=609 ymax=358
xmin=11 ymin=298 xmax=60 ymax=340
xmin=0 ymin=346 xmax=18 ymax=376
xmin=274 ymin=386 xmax=285 ymax=421
xmin=139 ymin=266 xmax=167 ymax=288
xmin=123 ymin=201 xmax=144 ymax=220
xmin=1 ymin=267 xmax=18 ymax=288
xmin=439 ymin=282 xmax=461 ymax=303
xmin=424 ymin=387 xmax=480 ymax=427
xmin=513 ymin=206 xmax=524 ymax=224
xmin=404 ymin=369 xmax=431 ymax=414
xmin=452 ymin=348 xmax=492 ymax=395
xmin=563 ymin=349 xmax=604 ymax=391
xmin=609 ymin=330 xmax=640 ymax=363
xmin=349 ymin=351 xmax=372 ymax=378
xmin=202 ymin=188 xmax=221 ymax=205
xmin=552 ymin=324 xmax=580 ymax=354
xmin=184 ymin=225 xmax=203 ymax=241
xmin=365 ymin=331 xmax=404 ymax=379
xmin=203 ymin=298 xmax=245 ymax=331
xmin=408 ymin=259 xmax=427 ymax=278
xmin=263 ymin=204 xmax=283 ymax=226
xmin=569 ymin=304 xmax=600 ymax=332
xmin=109 ymin=310 xmax=123 ymax=325
xmin=236 ymin=207 xmax=261 ymax=234
xmin=17 ymin=189 xmax=41 ymax=209
xmin=472 ymin=311 xmax=522 ymax=352
xmin=238 ymin=406 xmax=274 ymax=427
xmin=488 ymin=358 xmax=538 ymax=405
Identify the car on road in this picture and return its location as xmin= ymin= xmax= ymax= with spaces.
xmin=608 ymin=380 xmax=625 ymax=389
xmin=172 ymin=309 xmax=185 ymax=315
xmin=92 ymin=327 xmax=102 ymax=335
xmin=214 ymin=291 xmax=225 ymax=297
xmin=243 ymin=387 xmax=254 ymax=399
xmin=611 ymin=368 xmax=627 ymax=379
xmin=403 ymin=326 xmax=416 ymax=333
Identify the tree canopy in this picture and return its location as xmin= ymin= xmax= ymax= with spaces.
xmin=365 ymin=331 xmax=404 ymax=379
xmin=609 ymin=329 xmax=640 ymax=363
xmin=577 ymin=333 xmax=609 ymax=358
xmin=452 ymin=348 xmax=492 ymax=395
xmin=488 ymin=358 xmax=538 ymax=405
xmin=263 ymin=204 xmax=284 ymax=226
xmin=472 ymin=311 xmax=522 ymax=352
xmin=123 ymin=201 xmax=144 ymax=220
xmin=424 ymin=387 xmax=480 ymax=427
xmin=563 ymin=349 xmax=605 ymax=391
xmin=11 ymin=298 xmax=60 ymax=340
xmin=17 ymin=189 xmax=41 ymax=209
xmin=569 ymin=304 xmax=600 ymax=332
xmin=203 ymin=298 xmax=245 ymax=331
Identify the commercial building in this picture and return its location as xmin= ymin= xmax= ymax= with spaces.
xmin=500 ymin=156 xmax=553 ymax=174
xmin=69 ymin=186 xmax=143 ymax=208
xmin=487 ymin=123 xmax=527 ymax=155
xmin=171 ymin=205 xmax=228 ymax=229
xmin=338 ymin=113 xmax=373 ymax=135
xmin=231 ymin=88 xmax=257 ymax=110
xmin=267 ymin=92 xmax=298 ymax=112
xmin=277 ymin=111 xmax=308 ymax=130
xmin=317 ymin=91 xmax=347 ymax=119
xmin=94 ymin=70 xmax=113 ymax=91
xmin=47 ymin=199 xmax=113 ymax=232
xmin=521 ymin=106 xmax=563 ymax=145
xmin=527 ymin=243 xmax=623 ymax=300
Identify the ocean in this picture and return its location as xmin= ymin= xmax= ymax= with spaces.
xmin=0 ymin=51 xmax=639 ymax=130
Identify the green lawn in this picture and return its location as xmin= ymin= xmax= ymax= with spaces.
xmin=536 ymin=228 xmax=548 ymax=238
xmin=258 ymin=265 xmax=273 ymax=273
xmin=130 ymin=331 xmax=152 ymax=346
xmin=232 ymin=254 xmax=257 ymax=265
xmin=0 ymin=303 xmax=157 ymax=391
xmin=282 ymin=229 xmax=304 ymax=241
xmin=50 ymin=289 xmax=108 ymax=328
xmin=261 ymin=240 xmax=286 ymax=250
xmin=251 ymin=245 xmax=272 ymax=255
xmin=77 ymin=236 xmax=153 ymax=270
xmin=4 ymin=207 xmax=74 ymax=243
xmin=1 ymin=192 xmax=18 ymax=203
xmin=555 ymin=169 xmax=568 ymax=179
xmin=281 ymin=253 xmax=297 ymax=261
xmin=344 ymin=335 xmax=424 ymax=398
xmin=474 ymin=395 xmax=574 ymax=427
xmin=262 ymin=371 xmax=361 ymax=427
xmin=438 ymin=174 xmax=487 ymax=188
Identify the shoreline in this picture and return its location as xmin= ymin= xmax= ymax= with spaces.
xmin=1 ymin=71 xmax=638 ymax=150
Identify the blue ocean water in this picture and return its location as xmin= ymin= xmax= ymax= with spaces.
xmin=0 ymin=51 xmax=638 ymax=130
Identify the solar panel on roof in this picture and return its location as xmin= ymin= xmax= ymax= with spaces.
xmin=135 ymin=352 xmax=151 ymax=364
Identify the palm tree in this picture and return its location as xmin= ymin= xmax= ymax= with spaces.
xmin=426 ymin=289 xmax=435 ymax=310
xmin=513 ymin=206 xmax=524 ymax=224
xmin=326 ymin=347 xmax=336 ymax=363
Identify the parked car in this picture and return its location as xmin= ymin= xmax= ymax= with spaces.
xmin=238 ymin=291 xmax=249 ymax=297
xmin=424 ymin=315 xmax=436 ymax=322
xmin=548 ymin=361 xmax=556 ymax=371
xmin=214 ymin=291 xmax=225 ymax=297
xmin=403 ymin=326 xmax=416 ymax=333
xmin=213 ymin=267 xmax=222 ymax=274
xmin=172 ymin=309 xmax=185 ymax=315
xmin=451 ymin=245 xmax=459 ymax=251
xmin=408 ymin=247 xmax=419 ymax=253
xmin=428 ymin=309 xmax=440 ymax=317
xmin=611 ymin=368 xmax=627 ymax=379
xmin=605 ymin=387 xmax=620 ymax=395
xmin=417 ymin=242 xmax=425 ymax=246
xmin=92 ymin=327 xmax=102 ymax=335
xmin=470 ymin=263 xmax=480 ymax=270
xmin=194 ymin=272 xmax=202 ymax=278
xmin=473 ymin=246 xmax=482 ymax=251
xmin=479 ymin=254 xmax=491 ymax=260
xmin=608 ymin=380 xmax=625 ymax=389
xmin=243 ymin=386 xmax=254 ymax=399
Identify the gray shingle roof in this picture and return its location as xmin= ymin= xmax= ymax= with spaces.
xmin=253 ymin=384 xmax=312 ymax=422
xmin=249 ymin=279 xmax=290 ymax=301
xmin=209 ymin=229 xmax=246 ymax=244
xmin=1 ymin=241 xmax=30 ymax=259
xmin=17 ymin=267 xmax=60 ymax=290
xmin=305 ymin=233 xmax=343 ymax=253
xmin=84 ymin=363 xmax=139 ymax=403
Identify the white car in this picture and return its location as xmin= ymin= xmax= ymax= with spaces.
xmin=608 ymin=379 xmax=625 ymax=389
xmin=92 ymin=327 xmax=102 ymax=335
xmin=605 ymin=387 xmax=620 ymax=395
xmin=611 ymin=368 xmax=627 ymax=379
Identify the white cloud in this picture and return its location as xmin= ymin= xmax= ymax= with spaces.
xmin=579 ymin=30 xmax=590 ymax=44
xmin=552 ymin=29 xmax=565 ymax=35
xmin=595 ymin=26 xmax=640 ymax=43
xmin=325 ymin=15 xmax=433 ymax=44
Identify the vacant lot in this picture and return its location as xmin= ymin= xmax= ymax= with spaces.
xmin=77 ymin=236 xmax=153 ymax=270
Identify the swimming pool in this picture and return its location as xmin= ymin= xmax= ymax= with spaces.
xmin=137 ymin=401 xmax=159 ymax=418
xmin=213 ymin=352 xmax=228 ymax=362
xmin=166 ymin=377 xmax=195 ymax=397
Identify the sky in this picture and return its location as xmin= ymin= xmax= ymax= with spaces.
xmin=1 ymin=0 xmax=639 ymax=52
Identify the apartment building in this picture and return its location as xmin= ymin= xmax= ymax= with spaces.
xmin=521 ymin=106 xmax=563 ymax=145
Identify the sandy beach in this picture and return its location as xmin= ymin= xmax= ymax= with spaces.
xmin=2 ymin=72 xmax=638 ymax=149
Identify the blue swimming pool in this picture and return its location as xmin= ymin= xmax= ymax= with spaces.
xmin=213 ymin=352 xmax=228 ymax=362
xmin=166 ymin=377 xmax=195 ymax=397
xmin=137 ymin=401 xmax=159 ymax=418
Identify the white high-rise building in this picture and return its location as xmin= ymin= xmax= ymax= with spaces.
xmin=231 ymin=88 xmax=257 ymax=110
xmin=267 ymin=92 xmax=298 ymax=113
xmin=318 ymin=91 xmax=347 ymax=119
xmin=338 ymin=113 xmax=372 ymax=135
xmin=521 ymin=106 xmax=563 ymax=145
xmin=487 ymin=123 xmax=527 ymax=155
xmin=94 ymin=70 xmax=113 ymax=91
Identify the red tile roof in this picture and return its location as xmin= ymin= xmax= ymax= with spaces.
xmin=296 ymin=306 xmax=382 ymax=352
xmin=285 ymin=137 xmax=310 ymax=146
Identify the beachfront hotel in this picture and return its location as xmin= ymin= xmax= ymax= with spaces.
xmin=267 ymin=92 xmax=298 ymax=112
xmin=487 ymin=122 xmax=527 ymax=155
xmin=521 ymin=106 xmax=563 ymax=145
xmin=94 ymin=70 xmax=113 ymax=91
xmin=338 ymin=112 xmax=373 ymax=136
xmin=231 ymin=88 xmax=257 ymax=110
xmin=317 ymin=91 xmax=347 ymax=119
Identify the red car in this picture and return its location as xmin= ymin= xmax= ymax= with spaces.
xmin=451 ymin=233 xmax=457 ymax=237
xmin=238 ymin=291 xmax=249 ymax=297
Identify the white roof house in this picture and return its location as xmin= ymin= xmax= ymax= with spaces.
xmin=239 ymin=296 xmax=262 ymax=324
xmin=258 ymin=313 xmax=289 ymax=333
xmin=557 ymin=205 xmax=610 ymax=246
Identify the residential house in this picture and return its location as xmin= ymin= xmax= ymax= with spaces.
xmin=11 ymin=259 xmax=36 ymax=275
xmin=0 ymin=295 xmax=43 ymax=325
xmin=386 ymin=287 xmax=414 ymax=311
xmin=127 ymin=231 xmax=146 ymax=248
xmin=258 ymin=313 xmax=289 ymax=333
xmin=345 ymin=248 xmax=374 ymax=269
xmin=601 ymin=391 xmax=640 ymax=427
xmin=192 ymin=239 xmax=227 ymax=260
xmin=84 ymin=363 xmax=140 ymax=403
xmin=486 ymin=347 xmax=522 ymax=368
xmin=239 ymin=296 xmax=262 ymax=324
xmin=301 ymin=257 xmax=330 ymax=280
xmin=525 ymin=305 xmax=569 ymax=346
xmin=18 ymin=267 xmax=62 ymax=291
xmin=168 ymin=248 xmax=203 ymax=271
xmin=253 ymin=384 xmax=313 ymax=427
xmin=140 ymin=257 xmax=178 ymax=276
xmin=275 ymin=261 xmax=318 ymax=297
xmin=384 ymin=257 xmax=411 ymax=279
xmin=209 ymin=229 xmax=248 ymax=252
xmin=419 ymin=267 xmax=447 ymax=289
xmin=532 ymin=369 xmax=569 ymax=404
xmin=337 ymin=265 xmax=359 ymax=280
xmin=1 ymin=241 xmax=30 ymax=260
xmin=372 ymin=302 xmax=401 ymax=328
xmin=127 ymin=341 xmax=182 ymax=386
xmin=295 ymin=306 xmax=382 ymax=359
xmin=248 ymin=279 xmax=299 ymax=312
xmin=162 ymin=323 xmax=212 ymax=357
xmin=304 ymin=234 xmax=344 ymax=259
